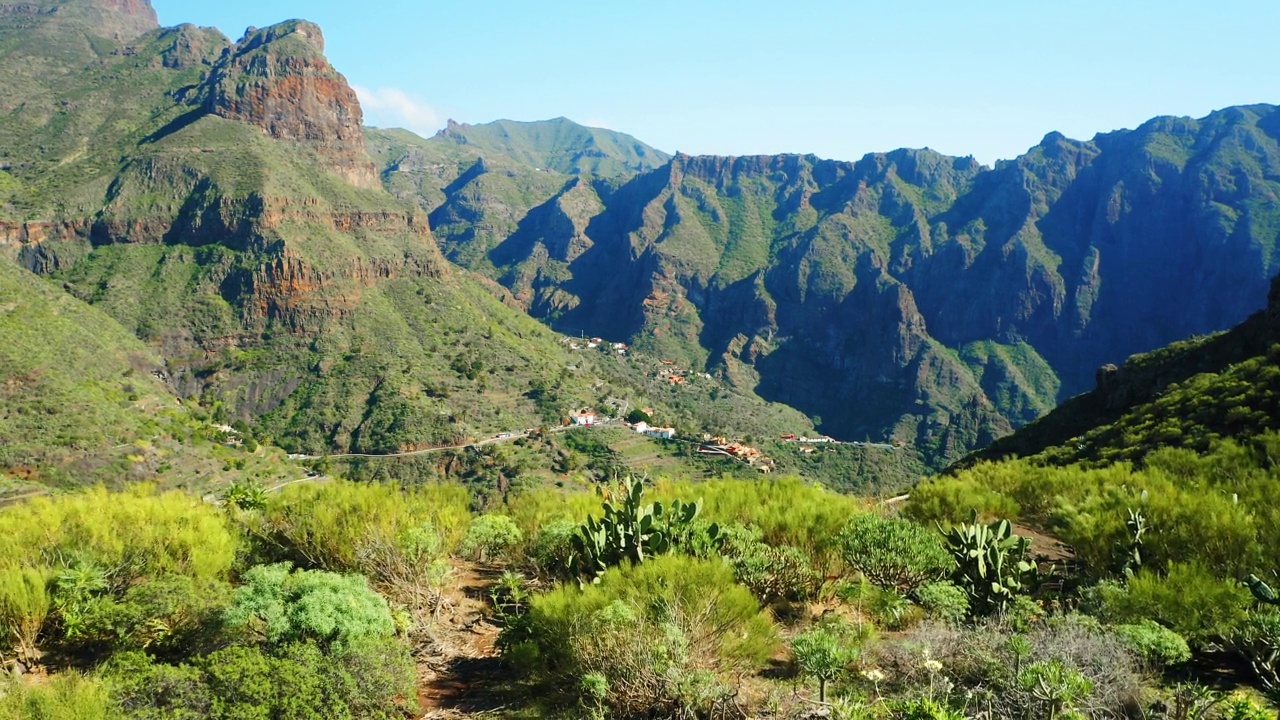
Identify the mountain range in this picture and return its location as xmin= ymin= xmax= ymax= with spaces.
xmin=369 ymin=104 xmax=1280 ymax=465
xmin=2 ymin=0 xmax=1277 ymax=480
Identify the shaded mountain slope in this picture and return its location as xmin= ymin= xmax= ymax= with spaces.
xmin=408 ymin=107 xmax=1280 ymax=466
xmin=957 ymin=273 xmax=1280 ymax=468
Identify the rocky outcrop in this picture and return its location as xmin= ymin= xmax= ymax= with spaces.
xmin=201 ymin=21 xmax=379 ymax=189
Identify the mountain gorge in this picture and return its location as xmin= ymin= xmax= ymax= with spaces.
xmin=377 ymin=107 xmax=1280 ymax=464
xmin=2 ymin=0 xmax=1277 ymax=475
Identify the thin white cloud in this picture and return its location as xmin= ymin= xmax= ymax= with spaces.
xmin=353 ymin=85 xmax=443 ymax=137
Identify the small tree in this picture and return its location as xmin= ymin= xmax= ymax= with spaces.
xmin=791 ymin=618 xmax=870 ymax=703
xmin=460 ymin=514 xmax=524 ymax=563
xmin=838 ymin=514 xmax=951 ymax=593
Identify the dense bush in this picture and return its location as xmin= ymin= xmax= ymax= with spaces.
xmin=0 ymin=673 xmax=115 ymax=720
xmin=723 ymin=530 xmax=821 ymax=603
xmin=1093 ymin=564 xmax=1252 ymax=647
xmin=911 ymin=438 xmax=1280 ymax=582
xmin=656 ymin=477 xmax=865 ymax=570
xmin=507 ymin=555 xmax=776 ymax=717
xmin=838 ymin=514 xmax=951 ymax=593
xmin=0 ymin=487 xmax=237 ymax=588
xmin=105 ymin=640 xmax=416 ymax=720
xmin=252 ymin=480 xmax=469 ymax=590
xmin=67 ymin=576 xmax=232 ymax=660
xmin=527 ymin=518 xmax=579 ymax=579
xmin=459 ymin=513 xmax=523 ymax=563
xmin=0 ymin=567 xmax=51 ymax=662
xmin=1113 ymin=619 xmax=1192 ymax=669
xmin=914 ymin=582 xmax=970 ymax=625
xmin=223 ymin=563 xmax=395 ymax=650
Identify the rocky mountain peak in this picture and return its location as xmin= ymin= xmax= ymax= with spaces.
xmin=200 ymin=19 xmax=379 ymax=190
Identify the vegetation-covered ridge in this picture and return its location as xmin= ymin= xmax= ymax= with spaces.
xmin=0 ymin=260 xmax=298 ymax=496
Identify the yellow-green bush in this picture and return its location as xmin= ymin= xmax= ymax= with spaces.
xmin=254 ymin=480 xmax=471 ymax=578
xmin=503 ymin=485 xmax=601 ymax=539
xmin=509 ymin=555 xmax=777 ymax=717
xmin=0 ymin=673 xmax=115 ymax=720
xmin=656 ymin=477 xmax=866 ymax=569
xmin=0 ymin=567 xmax=51 ymax=661
xmin=0 ymin=486 xmax=237 ymax=585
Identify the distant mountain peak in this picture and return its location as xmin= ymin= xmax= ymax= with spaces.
xmin=5 ymin=0 xmax=158 ymax=39
xmin=427 ymin=116 xmax=670 ymax=177
xmin=200 ymin=19 xmax=379 ymax=189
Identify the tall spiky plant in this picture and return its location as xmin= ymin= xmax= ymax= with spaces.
xmin=0 ymin=566 xmax=52 ymax=663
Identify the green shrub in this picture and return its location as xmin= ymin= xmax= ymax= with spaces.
xmin=891 ymin=698 xmax=965 ymax=719
xmin=1095 ymin=563 xmax=1251 ymax=646
xmin=791 ymin=616 xmax=873 ymax=703
xmin=106 ymin=640 xmax=416 ymax=720
xmin=656 ymin=477 xmax=863 ymax=569
xmin=914 ymin=582 xmax=969 ymax=625
xmin=837 ymin=514 xmax=951 ymax=593
xmin=903 ymin=474 xmax=1021 ymax=526
xmin=459 ymin=514 xmax=524 ymax=563
xmin=509 ymin=555 xmax=776 ymax=717
xmin=0 ymin=673 xmax=116 ymax=720
xmin=71 ymin=576 xmax=232 ymax=660
xmin=721 ymin=525 xmax=820 ymax=603
xmin=1112 ymin=619 xmax=1191 ymax=668
xmin=528 ymin=518 xmax=579 ymax=579
xmin=253 ymin=480 xmax=468 ymax=592
xmin=1017 ymin=659 xmax=1093 ymax=719
xmin=837 ymin=579 xmax=922 ymax=631
xmin=0 ymin=566 xmax=51 ymax=662
xmin=223 ymin=563 xmax=394 ymax=650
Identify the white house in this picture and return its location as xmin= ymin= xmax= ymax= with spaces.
xmin=571 ymin=411 xmax=597 ymax=426
xmin=632 ymin=421 xmax=651 ymax=435
xmin=644 ymin=426 xmax=677 ymax=440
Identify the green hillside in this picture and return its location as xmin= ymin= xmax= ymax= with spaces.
xmin=0 ymin=260 xmax=298 ymax=496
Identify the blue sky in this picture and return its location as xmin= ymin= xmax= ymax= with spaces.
xmin=151 ymin=1 xmax=1278 ymax=165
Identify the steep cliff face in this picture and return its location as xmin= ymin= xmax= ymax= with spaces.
xmin=202 ymin=21 xmax=380 ymax=190
xmin=418 ymin=106 xmax=1280 ymax=465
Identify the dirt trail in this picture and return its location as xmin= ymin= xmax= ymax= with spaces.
xmin=417 ymin=562 xmax=509 ymax=718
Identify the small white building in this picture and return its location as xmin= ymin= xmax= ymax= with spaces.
xmin=632 ymin=421 xmax=651 ymax=435
xmin=644 ymin=426 xmax=677 ymax=440
xmin=571 ymin=411 xmax=597 ymax=426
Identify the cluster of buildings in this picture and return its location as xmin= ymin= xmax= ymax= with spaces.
xmin=698 ymin=438 xmax=775 ymax=473
xmin=564 ymin=336 xmax=629 ymax=355
xmin=630 ymin=421 xmax=677 ymax=440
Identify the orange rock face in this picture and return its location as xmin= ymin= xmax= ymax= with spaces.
xmin=202 ymin=21 xmax=380 ymax=190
